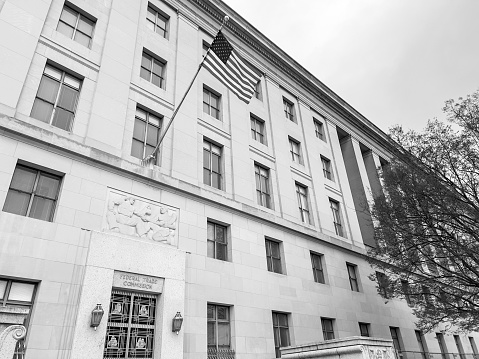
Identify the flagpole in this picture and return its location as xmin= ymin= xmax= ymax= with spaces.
xmin=142 ymin=15 xmax=230 ymax=166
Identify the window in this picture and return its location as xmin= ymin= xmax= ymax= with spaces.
xmin=0 ymin=279 xmax=36 ymax=306
xmin=415 ymin=330 xmax=428 ymax=359
xmin=321 ymin=318 xmax=335 ymax=340
xmin=329 ymin=199 xmax=344 ymax=237
xmin=207 ymin=222 xmax=227 ymax=261
xmin=272 ymin=312 xmax=290 ymax=358
xmin=104 ymin=290 xmax=156 ymax=358
xmin=436 ymin=333 xmax=448 ymax=359
xmin=203 ymin=140 xmax=222 ymax=190
xmin=321 ymin=156 xmax=333 ymax=181
xmin=376 ymin=271 xmax=388 ymax=298
xmin=289 ymin=138 xmax=302 ymax=164
xmin=313 ymin=118 xmax=325 ymax=140
xmin=146 ymin=5 xmax=169 ymax=38
xmin=401 ymin=280 xmax=412 ymax=305
xmin=283 ymin=98 xmax=295 ymax=122
xmin=265 ymin=239 xmax=282 ymax=274
xmin=390 ymin=327 xmax=403 ymax=352
xmin=346 ymin=263 xmax=359 ymax=292
xmin=254 ymin=81 xmax=262 ymax=100
xmin=202 ymin=41 xmax=210 ymax=57
xmin=57 ymin=4 xmax=95 ymax=47
xmin=469 ymin=337 xmax=478 ymax=357
xmin=310 ymin=252 xmax=325 ymax=284
xmin=251 ymin=115 xmax=266 ymax=145
xmin=359 ymin=322 xmax=370 ymax=337
xmin=203 ymin=87 xmax=221 ymax=120
xmin=140 ymin=51 xmax=166 ymax=88
xmin=31 ymin=64 xmax=82 ymax=131
xmin=131 ymin=108 xmax=162 ymax=164
xmin=207 ymin=304 xmax=231 ymax=351
xmin=454 ymin=335 xmax=466 ymax=359
xmin=3 ymin=164 xmax=62 ymax=222
xmin=296 ymin=183 xmax=311 ymax=225
xmin=255 ymin=164 xmax=271 ymax=209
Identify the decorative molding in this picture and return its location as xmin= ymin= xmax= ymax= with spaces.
xmin=130 ymin=83 xmax=175 ymax=112
xmin=0 ymin=325 xmax=26 ymax=359
xmin=249 ymin=145 xmax=275 ymax=164
xmin=291 ymin=165 xmax=312 ymax=182
xmin=103 ymin=188 xmax=179 ymax=246
xmin=197 ymin=118 xmax=231 ymax=140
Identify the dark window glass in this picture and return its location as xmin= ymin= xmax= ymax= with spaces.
xmin=310 ymin=252 xmax=325 ymax=284
xmin=283 ymin=99 xmax=295 ymax=122
xmin=203 ymin=140 xmax=222 ymax=190
xmin=415 ymin=330 xmax=428 ymax=359
xmin=376 ymin=271 xmax=388 ymax=298
xmin=289 ymin=138 xmax=302 ymax=164
xmin=390 ymin=327 xmax=403 ymax=352
xmin=3 ymin=165 xmax=62 ymax=222
xmin=347 ymin=264 xmax=359 ymax=292
xmin=359 ymin=322 xmax=370 ymax=337
xmin=321 ymin=156 xmax=333 ymax=181
xmin=57 ymin=4 xmax=95 ymax=47
xmin=296 ymin=183 xmax=310 ymax=225
xmin=255 ymin=164 xmax=271 ymax=209
xmin=321 ymin=318 xmax=335 ymax=340
xmin=329 ymin=199 xmax=343 ymax=237
xmin=203 ymin=88 xmax=221 ymax=120
xmin=31 ymin=65 xmax=81 ymax=131
xmin=131 ymin=108 xmax=162 ymax=164
xmin=207 ymin=222 xmax=228 ymax=261
xmin=314 ymin=118 xmax=325 ymax=140
xmin=265 ymin=239 xmax=282 ymax=274
xmin=140 ymin=52 xmax=166 ymax=88
xmin=251 ymin=115 xmax=266 ymax=145
xmin=146 ymin=5 xmax=169 ymax=38
xmin=207 ymin=304 xmax=231 ymax=351
xmin=254 ymin=81 xmax=262 ymax=100
xmin=272 ymin=312 xmax=290 ymax=358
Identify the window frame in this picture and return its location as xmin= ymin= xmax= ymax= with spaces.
xmin=207 ymin=304 xmax=231 ymax=351
xmin=265 ymin=239 xmax=283 ymax=274
xmin=254 ymin=81 xmax=262 ymax=101
xmin=390 ymin=327 xmax=403 ymax=352
xmin=131 ymin=107 xmax=162 ymax=164
xmin=255 ymin=163 xmax=272 ymax=209
xmin=359 ymin=322 xmax=370 ymax=337
xmin=250 ymin=114 xmax=266 ymax=145
xmin=321 ymin=318 xmax=335 ymax=340
xmin=203 ymin=139 xmax=223 ymax=190
xmin=272 ymin=311 xmax=290 ymax=358
xmin=207 ymin=221 xmax=228 ymax=261
xmin=321 ymin=156 xmax=333 ymax=181
xmin=329 ymin=199 xmax=344 ymax=237
xmin=31 ymin=64 xmax=82 ymax=132
xmin=313 ymin=118 xmax=325 ymax=141
xmin=376 ymin=271 xmax=388 ymax=298
xmin=56 ymin=3 xmax=96 ymax=48
xmin=289 ymin=138 xmax=303 ymax=164
xmin=0 ymin=278 xmax=37 ymax=306
xmin=346 ymin=263 xmax=360 ymax=292
xmin=203 ymin=87 xmax=221 ymax=120
xmin=283 ymin=98 xmax=295 ymax=122
xmin=146 ymin=4 xmax=169 ymax=39
xmin=296 ymin=183 xmax=311 ymax=225
xmin=3 ymin=164 xmax=62 ymax=222
xmin=140 ymin=51 xmax=166 ymax=89
xmin=310 ymin=252 xmax=325 ymax=284
xmin=415 ymin=330 xmax=428 ymax=359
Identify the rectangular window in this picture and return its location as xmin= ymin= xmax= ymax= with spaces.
xmin=265 ymin=239 xmax=282 ymax=274
xmin=0 ymin=278 xmax=36 ymax=306
xmin=283 ymin=98 xmax=295 ymax=122
xmin=254 ymin=81 xmax=262 ymax=100
xmin=57 ymin=4 xmax=95 ymax=47
xmin=401 ymin=280 xmax=412 ymax=305
xmin=289 ymin=138 xmax=302 ymax=164
xmin=272 ymin=312 xmax=290 ymax=358
xmin=207 ymin=222 xmax=227 ymax=261
xmin=203 ymin=87 xmax=221 ymax=120
xmin=436 ymin=333 xmax=448 ymax=359
xmin=203 ymin=140 xmax=222 ymax=190
xmin=255 ymin=164 xmax=272 ymax=209
xmin=296 ymin=183 xmax=311 ymax=225
xmin=131 ymin=108 xmax=162 ymax=164
xmin=390 ymin=327 xmax=403 ymax=352
xmin=310 ymin=252 xmax=325 ymax=284
xmin=321 ymin=318 xmax=335 ymax=340
xmin=329 ymin=199 xmax=344 ymax=237
xmin=146 ymin=5 xmax=169 ymax=38
xmin=469 ymin=337 xmax=478 ymax=356
xmin=140 ymin=51 xmax=166 ymax=88
xmin=3 ymin=164 xmax=62 ymax=222
xmin=376 ymin=271 xmax=388 ymax=298
xmin=31 ymin=64 xmax=82 ymax=131
xmin=207 ymin=304 xmax=231 ymax=351
xmin=314 ymin=118 xmax=325 ymax=140
xmin=454 ymin=335 xmax=466 ymax=359
xmin=321 ymin=156 xmax=333 ymax=181
xmin=359 ymin=322 xmax=370 ymax=337
xmin=415 ymin=330 xmax=428 ymax=359
xmin=251 ymin=115 xmax=266 ymax=145
xmin=104 ymin=290 xmax=156 ymax=358
xmin=202 ymin=41 xmax=210 ymax=57
xmin=347 ymin=263 xmax=359 ymax=292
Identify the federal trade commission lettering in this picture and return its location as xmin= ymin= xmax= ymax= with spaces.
xmin=113 ymin=271 xmax=164 ymax=293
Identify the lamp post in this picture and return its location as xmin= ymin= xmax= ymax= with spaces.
xmin=172 ymin=312 xmax=183 ymax=335
xmin=90 ymin=303 xmax=104 ymax=330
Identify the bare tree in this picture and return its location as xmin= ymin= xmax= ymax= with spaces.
xmin=368 ymin=90 xmax=479 ymax=332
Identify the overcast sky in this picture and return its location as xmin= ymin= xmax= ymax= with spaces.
xmin=223 ymin=0 xmax=479 ymax=134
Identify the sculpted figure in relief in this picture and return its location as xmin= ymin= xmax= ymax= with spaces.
xmin=105 ymin=194 xmax=177 ymax=244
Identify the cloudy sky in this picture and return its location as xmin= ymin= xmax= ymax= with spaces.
xmin=223 ymin=0 xmax=479 ymax=133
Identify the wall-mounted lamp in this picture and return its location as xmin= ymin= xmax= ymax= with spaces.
xmin=90 ymin=303 xmax=104 ymax=330
xmin=172 ymin=312 xmax=183 ymax=335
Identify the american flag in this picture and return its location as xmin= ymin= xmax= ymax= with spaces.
xmin=203 ymin=31 xmax=261 ymax=104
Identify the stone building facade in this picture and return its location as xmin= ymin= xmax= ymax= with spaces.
xmin=0 ymin=0 xmax=477 ymax=358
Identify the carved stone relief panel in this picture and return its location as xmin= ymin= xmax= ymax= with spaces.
xmin=103 ymin=188 xmax=179 ymax=246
